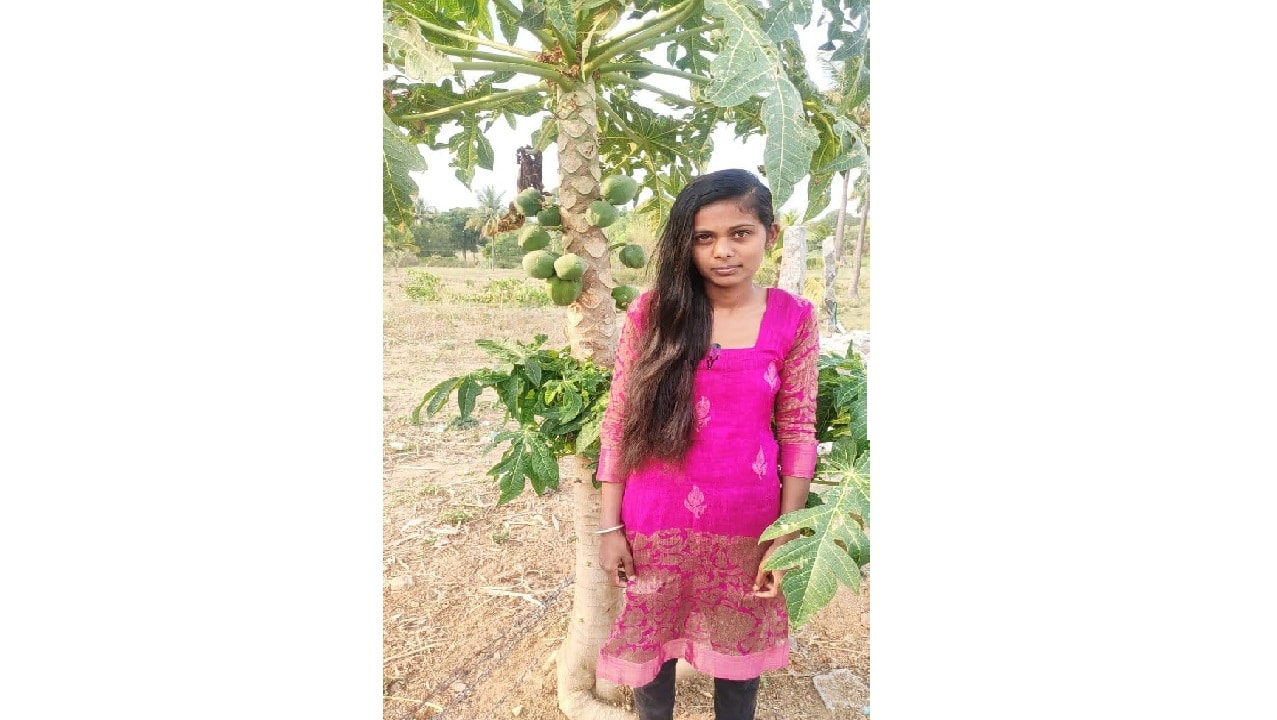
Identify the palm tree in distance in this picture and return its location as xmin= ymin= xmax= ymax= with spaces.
xmin=465 ymin=185 xmax=506 ymax=268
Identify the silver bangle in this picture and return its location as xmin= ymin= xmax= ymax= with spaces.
xmin=593 ymin=523 xmax=624 ymax=534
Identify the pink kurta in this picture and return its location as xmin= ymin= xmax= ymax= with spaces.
xmin=595 ymin=288 xmax=820 ymax=686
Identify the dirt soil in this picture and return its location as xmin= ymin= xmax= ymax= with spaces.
xmin=383 ymin=267 xmax=869 ymax=720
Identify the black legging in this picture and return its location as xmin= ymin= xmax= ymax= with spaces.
xmin=632 ymin=659 xmax=760 ymax=720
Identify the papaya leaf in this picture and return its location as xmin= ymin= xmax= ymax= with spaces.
xmin=485 ymin=429 xmax=521 ymax=456
xmin=701 ymin=0 xmax=775 ymax=108
xmin=416 ymin=339 xmax=614 ymax=505
xmin=575 ymin=414 xmax=603 ymax=454
xmin=760 ymin=0 xmax=809 ymax=43
xmin=526 ymin=435 xmax=560 ymax=494
xmin=841 ymin=16 xmax=869 ymax=60
xmin=522 ymin=358 xmax=543 ymax=387
xmin=412 ymin=376 xmax=461 ymax=424
xmin=476 ymin=338 xmax=527 ymax=364
xmin=544 ymin=0 xmax=577 ymax=38
xmin=457 ymin=377 xmax=482 ymax=419
xmin=542 ymin=380 xmax=563 ymax=405
xmin=487 ymin=428 xmax=560 ymax=503
xmin=494 ymin=461 xmax=527 ymax=504
xmin=702 ymin=0 xmax=819 ymax=207
xmin=448 ymin=116 xmax=493 ymax=187
xmin=489 ymin=431 xmax=531 ymax=504
xmin=556 ymin=387 xmax=584 ymax=423
xmin=468 ymin=0 xmax=495 ymax=37
xmin=817 ymin=152 xmax=860 ymax=174
xmin=442 ymin=0 xmax=476 ymax=18
xmin=841 ymin=522 xmax=870 ymax=565
xmin=809 ymin=109 xmax=842 ymax=175
xmin=760 ymin=81 xmax=819 ymax=209
xmin=476 ymin=130 xmax=495 ymax=170
xmin=383 ymin=113 xmax=427 ymax=226
xmin=759 ymin=505 xmax=823 ymax=540
xmin=764 ymin=532 xmax=815 ymax=569
xmin=845 ymin=55 xmax=869 ymax=109
xmin=804 ymin=170 xmax=832 ymax=222
xmin=851 ymin=391 xmax=867 ymax=447
xmin=499 ymin=373 xmax=527 ymax=417
xmin=495 ymin=0 xmax=521 ymax=43
xmin=520 ymin=0 xmax=547 ymax=30
xmin=531 ymin=116 xmax=558 ymax=152
xmin=761 ymin=482 xmax=870 ymax=626
xmin=383 ymin=19 xmax=454 ymax=83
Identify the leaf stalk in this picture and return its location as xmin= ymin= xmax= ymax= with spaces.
xmin=397 ymin=84 xmax=548 ymax=121
xmin=412 ymin=18 xmax=538 ymax=58
xmin=600 ymin=73 xmax=707 ymax=108
xmin=546 ymin=24 xmax=580 ymax=66
xmin=584 ymin=0 xmax=699 ymax=73
xmin=453 ymin=61 xmax=570 ymax=84
xmin=595 ymin=63 xmax=708 ymax=84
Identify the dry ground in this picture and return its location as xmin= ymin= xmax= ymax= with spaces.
xmin=383 ymin=267 xmax=869 ymax=720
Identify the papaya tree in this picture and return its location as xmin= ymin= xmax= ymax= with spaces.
xmin=383 ymin=1 xmax=869 ymax=717
xmin=817 ymin=38 xmax=869 ymax=321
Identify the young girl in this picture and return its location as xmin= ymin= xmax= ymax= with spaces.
xmin=593 ymin=168 xmax=819 ymax=720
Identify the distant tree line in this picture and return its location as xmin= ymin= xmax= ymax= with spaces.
xmin=412 ymin=207 xmax=481 ymax=261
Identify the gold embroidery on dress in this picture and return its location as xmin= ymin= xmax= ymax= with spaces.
xmin=601 ymin=529 xmax=789 ymax=663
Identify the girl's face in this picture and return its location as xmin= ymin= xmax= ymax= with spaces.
xmin=690 ymin=199 xmax=779 ymax=290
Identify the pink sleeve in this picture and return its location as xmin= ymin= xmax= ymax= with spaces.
xmin=595 ymin=296 xmax=646 ymax=483
xmin=776 ymin=300 xmax=819 ymax=478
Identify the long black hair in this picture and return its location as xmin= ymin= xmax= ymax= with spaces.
xmin=617 ymin=168 xmax=775 ymax=477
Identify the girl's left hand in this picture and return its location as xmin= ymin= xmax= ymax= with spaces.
xmin=752 ymin=544 xmax=785 ymax=597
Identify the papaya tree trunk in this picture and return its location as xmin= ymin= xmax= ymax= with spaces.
xmin=821 ymin=234 xmax=843 ymax=333
xmin=849 ymin=181 xmax=869 ymax=301
xmin=832 ymin=171 xmax=851 ymax=258
xmin=824 ymin=170 xmax=853 ymax=331
xmin=551 ymin=78 xmax=632 ymax=720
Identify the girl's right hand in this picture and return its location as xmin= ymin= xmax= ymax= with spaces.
xmin=598 ymin=532 xmax=635 ymax=588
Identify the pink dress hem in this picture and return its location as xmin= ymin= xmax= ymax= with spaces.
xmin=597 ymin=638 xmax=790 ymax=685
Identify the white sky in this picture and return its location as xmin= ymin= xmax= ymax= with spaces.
xmin=413 ymin=14 xmax=849 ymax=216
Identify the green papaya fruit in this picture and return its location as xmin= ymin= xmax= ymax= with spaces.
xmin=611 ymin=285 xmax=640 ymax=310
xmin=600 ymin=175 xmax=638 ymax=205
xmin=517 ymin=225 xmax=550 ymax=251
xmin=536 ymin=205 xmax=562 ymax=227
xmin=553 ymin=253 xmax=587 ymax=282
xmin=548 ymin=277 xmax=583 ymax=306
xmin=522 ymin=250 xmax=559 ymax=279
xmin=618 ymin=244 xmax=647 ymax=269
xmin=514 ymin=188 xmax=544 ymax=216
xmin=585 ymin=200 xmax=619 ymax=228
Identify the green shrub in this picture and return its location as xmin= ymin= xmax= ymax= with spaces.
xmin=404 ymin=270 xmax=444 ymax=302
xmin=466 ymin=278 xmax=550 ymax=307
